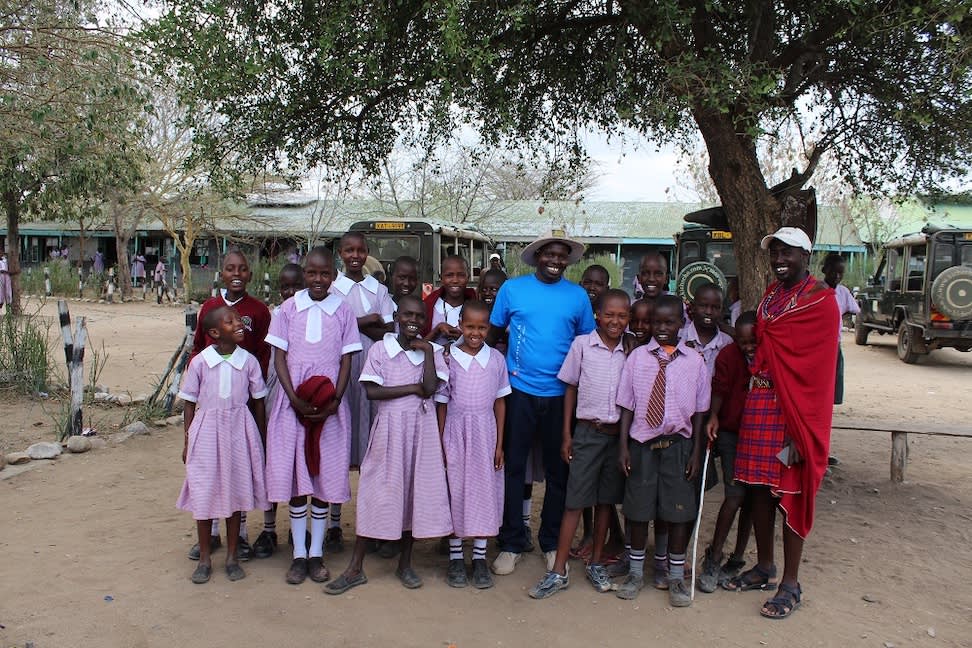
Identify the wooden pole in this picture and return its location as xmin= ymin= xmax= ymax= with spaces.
xmin=891 ymin=431 xmax=908 ymax=483
xmin=44 ymin=267 xmax=51 ymax=296
xmin=106 ymin=266 xmax=115 ymax=303
xmin=211 ymin=271 xmax=219 ymax=297
xmin=66 ymin=317 xmax=87 ymax=438
xmin=263 ymin=271 xmax=271 ymax=302
xmin=77 ymin=265 xmax=83 ymax=299
xmin=148 ymin=307 xmax=197 ymax=407
xmin=163 ymin=308 xmax=198 ymax=415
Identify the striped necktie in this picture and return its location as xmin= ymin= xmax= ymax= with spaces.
xmin=645 ymin=349 xmax=676 ymax=427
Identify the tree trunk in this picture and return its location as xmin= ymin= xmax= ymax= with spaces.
xmin=693 ymin=109 xmax=780 ymax=309
xmin=4 ymin=193 xmax=22 ymax=316
xmin=111 ymin=203 xmax=134 ymax=299
xmin=178 ymin=235 xmax=193 ymax=303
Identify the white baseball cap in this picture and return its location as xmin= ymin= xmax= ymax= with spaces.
xmin=760 ymin=227 xmax=812 ymax=252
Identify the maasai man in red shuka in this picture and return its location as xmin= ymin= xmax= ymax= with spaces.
xmin=725 ymin=227 xmax=839 ymax=620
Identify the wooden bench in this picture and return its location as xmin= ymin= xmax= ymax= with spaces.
xmin=831 ymin=416 xmax=972 ymax=482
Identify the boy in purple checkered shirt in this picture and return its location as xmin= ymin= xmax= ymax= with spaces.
xmin=616 ymin=295 xmax=710 ymax=606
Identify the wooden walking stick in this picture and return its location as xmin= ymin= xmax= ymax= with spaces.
xmin=690 ymin=440 xmax=713 ymax=601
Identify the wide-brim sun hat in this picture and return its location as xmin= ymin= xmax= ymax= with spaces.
xmin=520 ymin=228 xmax=586 ymax=266
xmin=760 ymin=226 xmax=813 ymax=253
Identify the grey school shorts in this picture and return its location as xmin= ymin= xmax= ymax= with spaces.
xmin=623 ymin=434 xmax=698 ymax=524
xmin=715 ymin=429 xmax=746 ymax=499
xmin=565 ymin=422 xmax=626 ymax=509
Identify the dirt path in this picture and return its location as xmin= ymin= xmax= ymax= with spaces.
xmin=1 ymin=303 xmax=970 ymax=647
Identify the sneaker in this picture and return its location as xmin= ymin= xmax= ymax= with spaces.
xmin=606 ymin=552 xmax=630 ymax=578
xmin=471 ymin=559 xmax=493 ymax=589
xmin=253 ymin=530 xmax=277 ymax=559
xmin=696 ymin=548 xmax=721 ymax=594
xmin=616 ymin=573 xmax=644 ymax=600
xmin=668 ymin=578 xmax=692 ymax=607
xmin=491 ymin=551 xmax=521 ymax=575
xmin=188 ymin=535 xmax=221 ymax=561
xmin=285 ymin=557 xmax=308 ymax=585
xmin=237 ymin=537 xmax=253 ymax=562
xmin=528 ymin=570 xmax=569 ymax=599
xmin=523 ymin=526 xmax=535 ymax=553
xmin=447 ymin=559 xmax=468 ymax=588
xmin=586 ymin=563 xmax=612 ymax=593
xmin=325 ymin=527 xmax=344 ymax=553
xmin=544 ymin=550 xmax=557 ymax=572
xmin=653 ymin=562 xmax=670 ymax=590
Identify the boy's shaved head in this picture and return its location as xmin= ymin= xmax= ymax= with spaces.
xmin=223 ymin=250 xmax=248 ymax=266
xmin=339 ymin=231 xmax=368 ymax=249
xmin=598 ymin=288 xmax=630 ymax=311
xmin=203 ymin=305 xmax=231 ymax=331
xmin=655 ymin=294 xmax=685 ymax=320
xmin=306 ymin=246 xmax=334 ymax=266
xmin=692 ymin=282 xmax=723 ymax=303
xmin=280 ymin=262 xmax=302 ymax=277
xmin=736 ymin=310 xmax=757 ymax=328
xmin=397 ymin=293 xmax=423 ymax=313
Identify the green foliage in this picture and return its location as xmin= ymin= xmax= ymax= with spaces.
xmin=0 ymin=311 xmax=54 ymax=394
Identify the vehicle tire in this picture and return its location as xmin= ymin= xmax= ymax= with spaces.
xmin=897 ymin=325 xmax=923 ymax=364
xmin=854 ymin=315 xmax=870 ymax=346
xmin=930 ymin=266 xmax=972 ymax=320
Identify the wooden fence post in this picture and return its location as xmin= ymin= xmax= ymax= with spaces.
xmin=106 ymin=267 xmax=115 ymax=303
xmin=163 ymin=308 xmax=198 ymax=415
xmin=77 ymin=266 xmax=84 ymax=299
xmin=891 ymin=431 xmax=908 ymax=483
xmin=264 ymin=272 xmax=271 ymax=302
xmin=211 ymin=271 xmax=219 ymax=297
xmin=44 ymin=267 xmax=51 ymax=296
xmin=147 ymin=307 xmax=197 ymax=408
xmin=57 ymin=300 xmax=87 ymax=439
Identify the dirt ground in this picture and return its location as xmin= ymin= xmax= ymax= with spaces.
xmin=2 ymin=300 xmax=971 ymax=648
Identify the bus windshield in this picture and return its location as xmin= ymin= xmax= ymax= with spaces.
xmin=360 ymin=234 xmax=422 ymax=271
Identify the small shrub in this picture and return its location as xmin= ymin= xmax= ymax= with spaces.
xmin=0 ymin=310 xmax=54 ymax=393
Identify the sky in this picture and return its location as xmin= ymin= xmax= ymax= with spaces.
xmin=582 ymin=135 xmax=685 ymax=202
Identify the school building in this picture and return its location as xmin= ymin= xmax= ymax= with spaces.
xmin=6 ymin=197 xmax=963 ymax=287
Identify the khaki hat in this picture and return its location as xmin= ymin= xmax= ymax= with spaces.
xmin=760 ymin=227 xmax=813 ymax=253
xmin=520 ymin=228 xmax=586 ymax=267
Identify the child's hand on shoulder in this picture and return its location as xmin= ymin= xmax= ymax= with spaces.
xmin=409 ymin=338 xmax=433 ymax=353
xmin=433 ymin=322 xmax=461 ymax=340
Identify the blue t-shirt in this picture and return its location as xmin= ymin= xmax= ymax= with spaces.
xmin=490 ymin=273 xmax=596 ymax=396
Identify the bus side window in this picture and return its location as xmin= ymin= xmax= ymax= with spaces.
xmin=680 ymin=241 xmax=701 ymax=266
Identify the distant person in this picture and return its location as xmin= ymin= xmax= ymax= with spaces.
xmin=264 ymin=248 xmax=361 ymax=585
xmin=0 ymin=250 xmax=11 ymax=308
xmin=727 ymin=277 xmax=742 ymax=327
xmin=488 ymin=253 xmax=505 ymax=272
xmin=154 ymin=261 xmax=171 ymax=304
xmin=696 ymin=310 xmax=758 ymax=594
xmin=436 ymin=300 xmax=511 ymax=590
xmin=131 ymin=254 xmax=146 ymax=288
xmin=486 ymin=229 xmax=594 ymax=576
xmin=616 ymin=295 xmax=709 ymax=606
xmin=189 ymin=250 xmax=272 ymax=562
xmin=92 ymin=250 xmax=105 ymax=274
xmin=822 ymin=253 xmax=859 ymax=407
xmin=177 ymin=305 xmax=269 ymax=584
xmin=287 ymin=249 xmax=302 ymax=265
xmin=726 ymin=227 xmax=838 ymax=620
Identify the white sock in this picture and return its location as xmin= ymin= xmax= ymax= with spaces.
xmin=263 ymin=505 xmax=277 ymax=533
xmin=329 ymin=503 xmax=342 ymax=529
xmin=309 ymin=504 xmax=328 ymax=558
xmin=472 ymin=538 xmax=487 ymax=561
xmin=522 ymin=499 xmax=532 ymax=526
xmin=210 ymin=519 xmax=220 ymax=537
xmin=290 ymin=504 xmax=308 ymax=559
xmin=239 ymin=511 xmax=248 ymax=541
xmin=449 ymin=537 xmax=464 ymax=561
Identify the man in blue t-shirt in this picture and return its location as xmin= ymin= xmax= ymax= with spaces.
xmin=487 ymin=229 xmax=595 ymax=576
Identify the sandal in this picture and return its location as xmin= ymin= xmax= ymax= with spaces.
xmin=190 ymin=564 xmax=212 ymax=584
xmin=569 ymin=540 xmax=594 ymax=561
xmin=396 ymin=566 xmax=423 ymax=589
xmin=323 ymin=571 xmax=368 ymax=595
xmin=722 ymin=563 xmax=776 ymax=592
xmin=225 ymin=563 xmax=246 ymax=582
xmin=760 ymin=582 xmax=802 ymax=619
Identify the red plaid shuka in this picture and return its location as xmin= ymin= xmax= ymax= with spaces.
xmin=734 ymin=386 xmax=790 ymax=490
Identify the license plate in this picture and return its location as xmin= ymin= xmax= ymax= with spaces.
xmin=711 ymin=230 xmax=732 ymax=240
xmin=374 ymin=222 xmax=406 ymax=231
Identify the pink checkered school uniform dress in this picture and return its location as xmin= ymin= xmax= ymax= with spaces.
xmin=329 ymin=272 xmax=394 ymax=466
xmin=264 ymin=291 xmax=362 ymax=503
xmin=435 ymin=345 xmax=512 ymax=538
xmin=176 ymin=347 xmax=269 ymax=520
xmin=355 ymin=334 xmax=453 ymax=540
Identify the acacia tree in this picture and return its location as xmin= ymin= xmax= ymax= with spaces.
xmin=148 ymin=1 xmax=971 ymax=305
xmin=0 ymin=1 xmax=143 ymax=313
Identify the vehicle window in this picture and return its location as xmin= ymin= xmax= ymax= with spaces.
xmin=961 ymin=244 xmax=972 ymax=267
xmin=679 ymin=242 xmax=701 ymax=267
xmin=365 ymin=235 xmax=421 ymax=268
xmin=931 ymin=244 xmax=954 ymax=279
xmin=885 ymin=249 xmax=900 ymax=290
xmin=906 ymin=244 xmax=927 ymax=292
xmin=706 ymin=242 xmax=737 ymax=277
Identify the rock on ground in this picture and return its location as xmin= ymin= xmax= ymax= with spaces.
xmin=6 ymin=452 xmax=31 ymax=465
xmin=66 ymin=436 xmax=92 ymax=453
xmin=26 ymin=442 xmax=62 ymax=460
xmin=122 ymin=421 xmax=150 ymax=436
xmin=0 ymin=453 xmax=5 ymax=471
xmin=88 ymin=437 xmax=108 ymax=450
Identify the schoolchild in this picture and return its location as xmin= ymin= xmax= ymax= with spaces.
xmin=188 ymin=250 xmax=271 ymax=560
xmin=696 ymin=311 xmax=757 ymax=593
xmin=264 ymin=249 xmax=361 ymax=584
xmin=423 ymin=255 xmax=477 ymax=345
xmin=529 ymin=289 xmax=630 ymax=598
xmin=436 ymin=300 xmax=511 ymax=589
xmin=616 ymin=295 xmax=710 ymax=606
xmin=682 ymin=282 xmax=734 ymax=377
xmin=252 ymin=262 xmax=303 ymax=559
xmin=329 ymin=232 xmax=395 ymax=550
xmin=177 ymin=306 xmax=269 ymax=584
xmin=325 ymin=295 xmax=452 ymax=594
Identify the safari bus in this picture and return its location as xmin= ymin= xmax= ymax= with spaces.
xmin=348 ymin=219 xmax=495 ymax=297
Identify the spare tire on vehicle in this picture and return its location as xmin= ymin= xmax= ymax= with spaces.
xmin=675 ymin=261 xmax=728 ymax=303
xmin=931 ymin=266 xmax=972 ymax=321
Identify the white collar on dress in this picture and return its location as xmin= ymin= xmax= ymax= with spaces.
xmin=294 ymin=289 xmax=342 ymax=315
xmin=219 ymin=289 xmax=245 ymax=307
xmin=382 ymin=332 xmax=442 ymax=366
xmin=450 ymin=344 xmax=491 ymax=370
xmin=201 ymin=345 xmax=247 ymax=370
xmin=331 ymin=271 xmax=380 ymax=296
